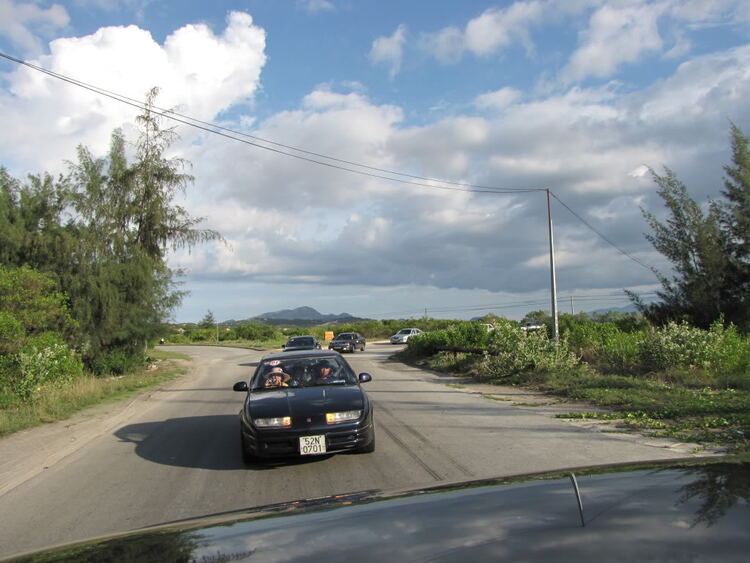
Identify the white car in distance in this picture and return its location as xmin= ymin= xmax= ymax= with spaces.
xmin=389 ymin=328 xmax=422 ymax=344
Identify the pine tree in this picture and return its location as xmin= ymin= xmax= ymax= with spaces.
xmin=634 ymin=125 xmax=750 ymax=330
xmin=720 ymin=124 xmax=750 ymax=329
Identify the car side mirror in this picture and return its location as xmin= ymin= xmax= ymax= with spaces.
xmin=281 ymin=344 xmax=286 ymax=349
xmin=233 ymin=381 xmax=249 ymax=392
xmin=358 ymin=373 xmax=372 ymax=383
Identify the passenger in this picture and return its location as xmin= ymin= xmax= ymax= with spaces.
xmin=264 ymin=366 xmax=290 ymax=388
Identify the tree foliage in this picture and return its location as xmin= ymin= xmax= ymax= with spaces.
xmin=200 ymin=310 xmax=217 ymax=328
xmin=633 ymin=126 xmax=750 ymax=331
xmin=0 ymin=266 xmax=83 ymax=399
xmin=0 ymin=89 xmax=221 ymax=375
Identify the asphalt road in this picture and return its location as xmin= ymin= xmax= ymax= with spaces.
xmin=0 ymin=344 xmax=708 ymax=559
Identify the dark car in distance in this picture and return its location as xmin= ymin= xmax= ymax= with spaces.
xmin=233 ymin=350 xmax=374 ymax=462
xmin=282 ymin=335 xmax=322 ymax=351
xmin=328 ymin=331 xmax=366 ymax=353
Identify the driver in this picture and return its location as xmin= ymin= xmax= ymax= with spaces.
xmin=315 ymin=360 xmax=337 ymax=383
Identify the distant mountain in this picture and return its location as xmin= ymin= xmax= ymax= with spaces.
xmin=210 ymin=307 xmax=366 ymax=327
xmin=257 ymin=306 xmax=354 ymax=322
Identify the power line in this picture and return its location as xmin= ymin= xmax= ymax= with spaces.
xmin=369 ymin=291 xmax=657 ymax=318
xmin=549 ymin=192 xmax=655 ymax=271
xmin=0 ymin=51 xmax=542 ymax=196
xmin=0 ymin=51 xmax=659 ymax=277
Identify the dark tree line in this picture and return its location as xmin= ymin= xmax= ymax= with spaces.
xmin=0 ymin=89 xmax=221 ymax=373
xmin=631 ymin=124 xmax=750 ymax=332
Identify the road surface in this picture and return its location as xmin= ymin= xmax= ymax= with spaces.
xmin=0 ymin=344 xmax=708 ymax=558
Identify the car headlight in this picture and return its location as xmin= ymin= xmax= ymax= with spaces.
xmin=326 ymin=410 xmax=362 ymax=424
xmin=254 ymin=416 xmax=291 ymax=428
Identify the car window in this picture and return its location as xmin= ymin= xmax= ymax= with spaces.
xmin=251 ymin=357 xmax=357 ymax=390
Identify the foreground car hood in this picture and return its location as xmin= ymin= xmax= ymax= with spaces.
xmin=248 ymin=386 xmax=365 ymax=420
xmin=10 ymin=459 xmax=750 ymax=562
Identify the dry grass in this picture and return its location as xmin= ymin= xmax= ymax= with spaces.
xmin=0 ymin=349 xmax=187 ymax=438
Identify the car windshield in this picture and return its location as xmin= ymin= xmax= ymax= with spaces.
xmin=250 ymin=356 xmax=357 ymax=390
xmin=5 ymin=3 xmax=749 ymax=561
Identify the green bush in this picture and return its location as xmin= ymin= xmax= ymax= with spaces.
xmin=234 ymin=324 xmax=279 ymax=341
xmin=89 ymin=348 xmax=145 ymax=376
xmin=638 ymin=320 xmax=747 ymax=376
xmin=11 ymin=332 xmax=84 ymax=399
xmin=597 ymin=330 xmax=642 ymax=375
xmin=484 ymin=325 xmax=578 ymax=379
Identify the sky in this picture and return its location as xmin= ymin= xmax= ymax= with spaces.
xmin=1 ymin=0 xmax=749 ymax=323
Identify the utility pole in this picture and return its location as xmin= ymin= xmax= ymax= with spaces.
xmin=546 ymin=189 xmax=559 ymax=340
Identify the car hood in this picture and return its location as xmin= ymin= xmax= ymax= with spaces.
xmin=248 ymin=386 xmax=365 ymax=420
xmin=14 ymin=459 xmax=750 ymax=562
xmin=282 ymin=345 xmax=316 ymax=352
xmin=330 ymin=339 xmax=354 ymax=345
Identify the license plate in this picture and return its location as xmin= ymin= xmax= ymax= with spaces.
xmin=299 ymin=435 xmax=326 ymax=455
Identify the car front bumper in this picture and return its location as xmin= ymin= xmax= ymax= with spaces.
xmin=329 ymin=343 xmax=354 ymax=351
xmin=240 ymin=413 xmax=374 ymax=458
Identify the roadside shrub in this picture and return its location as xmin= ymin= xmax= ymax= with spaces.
xmin=234 ymin=323 xmax=279 ymax=341
xmin=445 ymin=322 xmax=491 ymax=347
xmin=567 ymin=322 xmax=621 ymax=354
xmin=89 ymin=348 xmax=145 ymax=376
xmin=167 ymin=333 xmax=191 ymax=344
xmin=188 ymin=327 xmax=216 ymax=342
xmin=638 ymin=320 xmax=747 ymax=376
xmin=484 ymin=326 xmax=578 ymax=379
xmin=404 ymin=330 xmax=449 ymax=357
xmin=596 ymin=331 xmax=642 ymax=375
xmin=11 ymin=332 xmax=84 ymax=400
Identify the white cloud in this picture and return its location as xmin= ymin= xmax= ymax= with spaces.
xmin=0 ymin=0 xmax=69 ymax=55
xmin=297 ymin=0 xmax=336 ymax=14
xmin=420 ymin=1 xmax=544 ymax=63
xmin=474 ymin=87 xmax=522 ymax=110
xmin=562 ymin=2 xmax=667 ymax=83
xmin=3 ymin=4 xmax=750 ymax=321
xmin=369 ymin=24 xmax=407 ymax=78
xmin=418 ymin=26 xmax=464 ymax=64
xmin=464 ymin=1 xmax=543 ymax=56
xmin=0 ymin=11 xmax=266 ymax=174
xmin=174 ymin=36 xmax=750 ymax=299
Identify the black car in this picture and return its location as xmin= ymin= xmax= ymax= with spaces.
xmin=16 ymin=459 xmax=750 ymax=561
xmin=282 ymin=335 xmax=322 ymax=351
xmin=233 ymin=350 xmax=374 ymax=462
xmin=328 ymin=332 xmax=366 ymax=353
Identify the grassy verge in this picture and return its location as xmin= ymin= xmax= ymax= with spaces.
xmin=403 ymin=351 xmax=750 ymax=453
xmin=164 ymin=338 xmax=284 ymax=350
xmin=0 ymin=348 xmax=188 ymax=438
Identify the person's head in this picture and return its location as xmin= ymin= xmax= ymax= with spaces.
xmin=264 ymin=365 xmax=288 ymax=386
xmin=317 ymin=360 xmax=334 ymax=378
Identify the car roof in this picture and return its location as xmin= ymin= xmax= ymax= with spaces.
xmin=261 ymin=349 xmax=342 ymax=362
